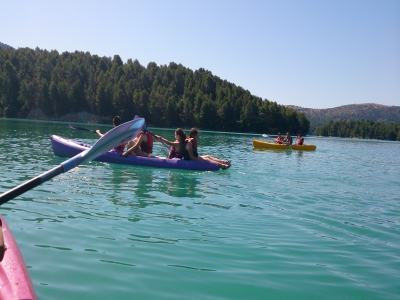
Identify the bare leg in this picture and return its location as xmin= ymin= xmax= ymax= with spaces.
xmin=126 ymin=140 xmax=134 ymax=148
xmin=133 ymin=147 xmax=150 ymax=157
xmin=201 ymin=155 xmax=231 ymax=165
xmin=200 ymin=156 xmax=230 ymax=169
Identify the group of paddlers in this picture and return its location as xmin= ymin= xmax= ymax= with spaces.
xmin=271 ymin=132 xmax=304 ymax=146
xmin=95 ymin=116 xmax=231 ymax=170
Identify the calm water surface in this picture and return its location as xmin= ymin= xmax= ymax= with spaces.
xmin=0 ymin=119 xmax=399 ymax=299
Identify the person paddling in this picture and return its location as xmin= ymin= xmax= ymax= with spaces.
xmin=156 ymin=128 xmax=186 ymax=159
xmin=272 ymin=132 xmax=284 ymax=144
xmin=183 ymin=128 xmax=231 ymax=170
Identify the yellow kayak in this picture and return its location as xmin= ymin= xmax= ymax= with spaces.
xmin=291 ymin=144 xmax=317 ymax=151
xmin=253 ymin=140 xmax=317 ymax=151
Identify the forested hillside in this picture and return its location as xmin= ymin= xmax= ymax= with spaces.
xmin=287 ymin=104 xmax=400 ymax=133
xmin=0 ymin=47 xmax=310 ymax=134
xmin=314 ymin=120 xmax=400 ymax=141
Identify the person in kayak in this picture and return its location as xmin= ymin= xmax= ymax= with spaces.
xmin=156 ymin=128 xmax=187 ymax=159
xmin=283 ymin=132 xmax=293 ymax=146
xmin=183 ymin=128 xmax=231 ymax=169
xmin=297 ymin=133 xmax=304 ymax=145
xmin=272 ymin=132 xmax=284 ymax=144
xmin=122 ymin=127 xmax=153 ymax=157
xmin=96 ymin=116 xmax=127 ymax=153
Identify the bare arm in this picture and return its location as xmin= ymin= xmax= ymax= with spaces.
xmin=157 ymin=137 xmax=180 ymax=147
xmin=96 ymin=130 xmax=104 ymax=138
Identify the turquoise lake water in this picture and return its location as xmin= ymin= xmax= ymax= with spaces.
xmin=0 ymin=118 xmax=399 ymax=299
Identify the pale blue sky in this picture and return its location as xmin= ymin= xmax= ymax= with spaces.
xmin=1 ymin=0 xmax=399 ymax=109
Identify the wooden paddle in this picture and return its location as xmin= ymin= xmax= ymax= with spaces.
xmin=0 ymin=118 xmax=145 ymax=205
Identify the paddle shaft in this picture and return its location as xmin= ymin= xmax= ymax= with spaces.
xmin=142 ymin=129 xmax=170 ymax=151
xmin=69 ymin=125 xmax=97 ymax=133
xmin=263 ymin=134 xmax=273 ymax=141
xmin=0 ymin=165 xmax=64 ymax=205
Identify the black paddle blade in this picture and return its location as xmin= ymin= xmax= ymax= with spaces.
xmin=69 ymin=125 xmax=96 ymax=133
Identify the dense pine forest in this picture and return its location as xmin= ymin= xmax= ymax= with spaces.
xmin=314 ymin=120 xmax=400 ymax=141
xmin=0 ymin=47 xmax=310 ymax=134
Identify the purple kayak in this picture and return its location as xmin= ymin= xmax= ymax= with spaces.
xmin=51 ymin=135 xmax=220 ymax=171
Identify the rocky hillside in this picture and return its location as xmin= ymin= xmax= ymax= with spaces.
xmin=287 ymin=103 xmax=400 ymax=133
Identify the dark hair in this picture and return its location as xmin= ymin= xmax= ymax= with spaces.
xmin=175 ymin=128 xmax=186 ymax=142
xmin=189 ymin=127 xmax=198 ymax=138
xmin=113 ymin=116 xmax=121 ymax=126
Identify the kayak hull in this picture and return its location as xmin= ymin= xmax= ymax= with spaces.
xmin=291 ymin=144 xmax=317 ymax=151
xmin=0 ymin=215 xmax=37 ymax=300
xmin=253 ymin=140 xmax=291 ymax=149
xmin=51 ymin=135 xmax=220 ymax=171
xmin=253 ymin=140 xmax=316 ymax=151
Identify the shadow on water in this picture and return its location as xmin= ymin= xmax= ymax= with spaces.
xmin=158 ymin=172 xmax=202 ymax=198
xmin=105 ymin=164 xmax=204 ymax=209
xmin=253 ymin=148 xmax=293 ymax=156
xmin=253 ymin=148 xmax=307 ymax=159
xmin=106 ymin=166 xmax=156 ymax=205
xmin=52 ymin=148 xmax=204 ymax=209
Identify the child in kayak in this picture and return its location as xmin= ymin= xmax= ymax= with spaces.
xmin=156 ymin=128 xmax=187 ymax=159
xmin=183 ymin=128 xmax=231 ymax=170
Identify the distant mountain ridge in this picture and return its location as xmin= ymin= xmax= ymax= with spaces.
xmin=286 ymin=103 xmax=400 ymax=133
